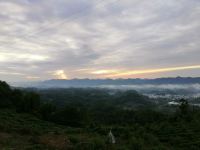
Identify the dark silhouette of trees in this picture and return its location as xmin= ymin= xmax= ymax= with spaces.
xmin=179 ymin=99 xmax=189 ymax=115
xmin=39 ymin=102 xmax=56 ymax=121
xmin=0 ymin=81 xmax=12 ymax=108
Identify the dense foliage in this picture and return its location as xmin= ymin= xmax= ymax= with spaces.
xmin=1 ymin=81 xmax=200 ymax=149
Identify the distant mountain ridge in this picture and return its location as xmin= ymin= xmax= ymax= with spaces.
xmin=30 ymin=77 xmax=200 ymax=88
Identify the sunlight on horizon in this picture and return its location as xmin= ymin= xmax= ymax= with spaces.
xmin=89 ymin=65 xmax=200 ymax=78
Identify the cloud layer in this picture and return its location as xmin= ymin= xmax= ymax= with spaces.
xmin=0 ymin=0 xmax=200 ymax=81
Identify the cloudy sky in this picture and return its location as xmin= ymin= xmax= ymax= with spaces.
xmin=0 ymin=0 xmax=200 ymax=82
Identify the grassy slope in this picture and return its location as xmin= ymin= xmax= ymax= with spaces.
xmin=1 ymin=109 xmax=200 ymax=150
xmin=0 ymin=109 xmax=165 ymax=150
xmin=0 ymin=109 xmax=107 ymax=150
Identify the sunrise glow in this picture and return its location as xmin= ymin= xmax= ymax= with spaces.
xmin=104 ymin=65 xmax=200 ymax=78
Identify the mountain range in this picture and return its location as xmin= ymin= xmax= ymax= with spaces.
xmin=13 ymin=77 xmax=200 ymax=88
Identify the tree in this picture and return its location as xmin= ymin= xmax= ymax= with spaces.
xmin=179 ymin=99 xmax=189 ymax=115
xmin=39 ymin=102 xmax=56 ymax=121
xmin=18 ymin=92 xmax=41 ymax=113
xmin=0 ymin=81 xmax=12 ymax=108
xmin=178 ymin=99 xmax=191 ymax=121
xmin=52 ymin=105 xmax=87 ymax=127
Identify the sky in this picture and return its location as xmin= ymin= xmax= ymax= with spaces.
xmin=0 ymin=0 xmax=200 ymax=82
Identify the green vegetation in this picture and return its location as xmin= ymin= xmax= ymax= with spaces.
xmin=1 ymin=81 xmax=200 ymax=149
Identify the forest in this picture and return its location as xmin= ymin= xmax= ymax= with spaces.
xmin=1 ymin=80 xmax=200 ymax=149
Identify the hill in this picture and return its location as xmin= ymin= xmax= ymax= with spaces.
xmin=14 ymin=77 xmax=200 ymax=88
xmin=1 ymin=80 xmax=200 ymax=149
